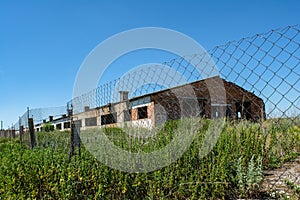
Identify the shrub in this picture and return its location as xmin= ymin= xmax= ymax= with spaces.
xmin=42 ymin=123 xmax=54 ymax=132
xmin=0 ymin=119 xmax=299 ymax=199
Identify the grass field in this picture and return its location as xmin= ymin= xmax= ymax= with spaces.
xmin=0 ymin=119 xmax=299 ymax=199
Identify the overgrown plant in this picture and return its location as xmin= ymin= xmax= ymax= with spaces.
xmin=0 ymin=119 xmax=299 ymax=199
xmin=42 ymin=122 xmax=54 ymax=132
xmin=236 ymin=155 xmax=263 ymax=198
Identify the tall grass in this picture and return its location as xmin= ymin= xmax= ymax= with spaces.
xmin=0 ymin=118 xmax=299 ymax=199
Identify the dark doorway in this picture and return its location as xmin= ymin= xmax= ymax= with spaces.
xmin=235 ymin=102 xmax=252 ymax=120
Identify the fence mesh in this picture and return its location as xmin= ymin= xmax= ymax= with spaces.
xmin=69 ymin=25 xmax=300 ymax=198
xmin=3 ymin=25 xmax=300 ymax=198
xmin=213 ymin=25 xmax=300 ymax=118
xmin=71 ymin=25 xmax=300 ymax=120
xmin=13 ymin=106 xmax=68 ymax=130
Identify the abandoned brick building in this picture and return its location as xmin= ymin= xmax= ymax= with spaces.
xmin=70 ymin=76 xmax=265 ymax=129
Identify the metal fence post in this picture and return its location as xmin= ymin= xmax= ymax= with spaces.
xmin=19 ymin=117 xmax=23 ymax=143
xmin=68 ymin=104 xmax=75 ymax=161
xmin=28 ymin=118 xmax=36 ymax=149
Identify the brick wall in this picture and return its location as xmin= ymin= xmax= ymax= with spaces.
xmin=150 ymin=76 xmax=265 ymax=122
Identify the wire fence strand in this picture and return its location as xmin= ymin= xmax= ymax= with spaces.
xmin=5 ymin=25 xmax=300 ymax=199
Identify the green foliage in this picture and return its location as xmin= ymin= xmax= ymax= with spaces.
xmin=0 ymin=119 xmax=299 ymax=199
xmin=284 ymin=179 xmax=300 ymax=195
xmin=236 ymin=155 xmax=263 ymax=197
xmin=42 ymin=122 xmax=55 ymax=132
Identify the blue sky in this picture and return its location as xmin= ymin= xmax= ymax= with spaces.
xmin=0 ymin=0 xmax=300 ymax=128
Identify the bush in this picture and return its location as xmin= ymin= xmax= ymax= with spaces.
xmin=0 ymin=119 xmax=299 ymax=199
xmin=42 ymin=123 xmax=54 ymax=132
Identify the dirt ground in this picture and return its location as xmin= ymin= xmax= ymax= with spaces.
xmin=261 ymin=156 xmax=300 ymax=199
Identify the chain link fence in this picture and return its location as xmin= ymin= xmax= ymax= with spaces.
xmin=66 ymin=25 xmax=299 ymax=198
xmin=13 ymin=106 xmax=68 ymax=129
xmin=3 ymin=25 xmax=300 ymax=198
xmin=71 ymin=26 xmax=300 ymax=120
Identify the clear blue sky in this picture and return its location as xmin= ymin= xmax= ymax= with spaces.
xmin=0 ymin=0 xmax=299 ymax=128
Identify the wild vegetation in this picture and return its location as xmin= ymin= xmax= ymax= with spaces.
xmin=0 ymin=119 xmax=299 ymax=199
